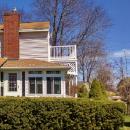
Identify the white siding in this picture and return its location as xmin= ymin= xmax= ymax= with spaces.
xmin=3 ymin=70 xmax=22 ymax=96
xmin=19 ymin=32 xmax=49 ymax=60
xmin=3 ymin=70 xmax=66 ymax=97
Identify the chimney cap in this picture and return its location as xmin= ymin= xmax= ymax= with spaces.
xmin=13 ymin=7 xmax=17 ymax=12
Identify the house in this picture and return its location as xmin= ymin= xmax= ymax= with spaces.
xmin=0 ymin=10 xmax=77 ymax=97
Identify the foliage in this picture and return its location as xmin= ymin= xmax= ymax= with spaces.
xmin=77 ymin=83 xmax=89 ymax=98
xmin=89 ymin=79 xmax=107 ymax=100
xmin=117 ymin=77 xmax=130 ymax=99
xmin=100 ymin=81 xmax=107 ymax=98
xmin=0 ymin=97 xmax=126 ymax=130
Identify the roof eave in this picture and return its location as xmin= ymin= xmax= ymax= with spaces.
xmin=1 ymin=66 xmax=70 ymax=70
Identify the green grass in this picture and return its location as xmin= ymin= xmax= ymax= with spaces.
xmin=119 ymin=115 xmax=130 ymax=130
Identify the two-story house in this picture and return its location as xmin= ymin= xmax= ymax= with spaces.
xmin=0 ymin=11 xmax=77 ymax=97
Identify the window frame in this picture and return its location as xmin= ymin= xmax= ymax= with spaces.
xmin=28 ymin=76 xmax=43 ymax=94
xmin=47 ymin=77 xmax=61 ymax=94
xmin=8 ymin=73 xmax=17 ymax=92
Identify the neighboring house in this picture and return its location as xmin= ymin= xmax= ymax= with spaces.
xmin=0 ymin=11 xmax=77 ymax=97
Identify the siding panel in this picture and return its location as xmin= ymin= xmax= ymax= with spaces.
xmin=20 ymin=32 xmax=49 ymax=60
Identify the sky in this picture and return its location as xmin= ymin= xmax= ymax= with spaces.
xmin=95 ymin=0 xmax=130 ymax=56
xmin=0 ymin=0 xmax=130 ymax=71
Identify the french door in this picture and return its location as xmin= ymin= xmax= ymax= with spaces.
xmin=47 ymin=77 xmax=61 ymax=94
xmin=29 ymin=77 xmax=43 ymax=94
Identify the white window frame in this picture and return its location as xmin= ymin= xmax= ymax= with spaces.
xmin=28 ymin=73 xmax=43 ymax=96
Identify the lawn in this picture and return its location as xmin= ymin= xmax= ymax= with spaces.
xmin=119 ymin=115 xmax=130 ymax=130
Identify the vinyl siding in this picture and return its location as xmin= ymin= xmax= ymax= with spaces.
xmin=19 ymin=32 xmax=49 ymax=60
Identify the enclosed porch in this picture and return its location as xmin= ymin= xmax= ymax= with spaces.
xmin=0 ymin=59 xmax=68 ymax=97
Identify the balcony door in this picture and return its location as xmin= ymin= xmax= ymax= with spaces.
xmin=29 ymin=77 xmax=43 ymax=94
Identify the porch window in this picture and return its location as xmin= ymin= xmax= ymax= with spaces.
xmin=47 ymin=77 xmax=61 ymax=94
xmin=29 ymin=77 xmax=42 ymax=94
xmin=46 ymin=71 xmax=61 ymax=74
xmin=29 ymin=71 xmax=42 ymax=74
xmin=8 ymin=73 xmax=17 ymax=91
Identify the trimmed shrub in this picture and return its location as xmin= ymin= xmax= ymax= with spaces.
xmin=0 ymin=97 xmax=126 ymax=130
xmin=89 ymin=79 xmax=107 ymax=100
xmin=77 ymin=83 xmax=89 ymax=98
xmin=100 ymin=81 xmax=107 ymax=98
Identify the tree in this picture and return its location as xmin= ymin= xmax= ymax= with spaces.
xmin=33 ymin=0 xmax=110 ymax=45
xmin=96 ymin=62 xmax=114 ymax=90
xmin=77 ymin=83 xmax=89 ymax=98
xmin=89 ymin=79 xmax=107 ymax=99
xmin=117 ymin=77 xmax=130 ymax=99
xmin=33 ymin=0 xmax=111 ymax=83
xmin=33 ymin=0 xmax=79 ymax=46
xmin=78 ymin=40 xmax=106 ymax=83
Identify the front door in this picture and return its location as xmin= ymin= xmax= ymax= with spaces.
xmin=29 ymin=77 xmax=43 ymax=95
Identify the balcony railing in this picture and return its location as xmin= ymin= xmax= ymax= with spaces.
xmin=49 ymin=45 xmax=77 ymax=61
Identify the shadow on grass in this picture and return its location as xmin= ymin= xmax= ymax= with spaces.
xmin=124 ymin=122 xmax=130 ymax=127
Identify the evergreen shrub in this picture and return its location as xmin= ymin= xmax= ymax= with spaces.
xmin=0 ymin=97 xmax=125 ymax=130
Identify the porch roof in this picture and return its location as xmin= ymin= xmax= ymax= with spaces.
xmin=0 ymin=58 xmax=7 ymax=67
xmin=0 ymin=59 xmax=69 ymax=70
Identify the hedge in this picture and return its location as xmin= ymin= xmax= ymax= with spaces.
xmin=0 ymin=97 xmax=126 ymax=130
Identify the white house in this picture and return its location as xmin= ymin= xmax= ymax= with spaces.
xmin=0 ymin=11 xmax=77 ymax=97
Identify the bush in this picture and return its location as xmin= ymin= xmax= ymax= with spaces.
xmin=77 ymin=83 xmax=89 ymax=98
xmin=89 ymin=79 xmax=107 ymax=100
xmin=0 ymin=97 xmax=126 ymax=130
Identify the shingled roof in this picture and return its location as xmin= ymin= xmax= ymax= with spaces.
xmin=0 ymin=22 xmax=49 ymax=30
xmin=0 ymin=58 xmax=7 ymax=67
xmin=0 ymin=59 xmax=69 ymax=70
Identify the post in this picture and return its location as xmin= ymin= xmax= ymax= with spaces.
xmin=48 ymin=31 xmax=50 ymax=61
xmin=74 ymin=45 xmax=77 ymax=59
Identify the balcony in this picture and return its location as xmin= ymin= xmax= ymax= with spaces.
xmin=49 ymin=45 xmax=77 ymax=75
xmin=49 ymin=45 xmax=77 ymax=61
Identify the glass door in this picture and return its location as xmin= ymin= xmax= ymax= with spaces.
xmin=47 ymin=77 xmax=61 ymax=94
xmin=29 ymin=77 xmax=43 ymax=94
xmin=36 ymin=77 xmax=42 ymax=94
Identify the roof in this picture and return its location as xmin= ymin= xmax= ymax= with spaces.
xmin=0 ymin=58 xmax=7 ymax=66
xmin=0 ymin=22 xmax=50 ymax=30
xmin=0 ymin=59 xmax=69 ymax=70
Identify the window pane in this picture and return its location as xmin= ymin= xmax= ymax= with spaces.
xmin=46 ymin=71 xmax=61 ymax=74
xmin=47 ymin=77 xmax=53 ymax=94
xmin=8 ymin=73 xmax=17 ymax=91
xmin=54 ymin=77 xmax=61 ymax=94
xmin=36 ymin=77 xmax=42 ymax=94
xmin=29 ymin=77 xmax=35 ymax=94
xmin=29 ymin=71 xmax=42 ymax=74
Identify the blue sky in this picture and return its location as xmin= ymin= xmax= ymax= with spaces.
xmin=0 ymin=0 xmax=130 ymax=56
xmin=95 ymin=0 xmax=130 ymax=55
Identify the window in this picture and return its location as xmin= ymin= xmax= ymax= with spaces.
xmin=29 ymin=71 xmax=42 ymax=74
xmin=8 ymin=73 xmax=17 ymax=91
xmin=47 ymin=77 xmax=61 ymax=94
xmin=29 ymin=77 xmax=42 ymax=94
xmin=46 ymin=71 xmax=61 ymax=74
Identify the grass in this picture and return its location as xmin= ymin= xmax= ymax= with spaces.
xmin=119 ymin=115 xmax=130 ymax=130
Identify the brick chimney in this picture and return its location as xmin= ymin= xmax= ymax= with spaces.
xmin=2 ymin=11 xmax=20 ymax=59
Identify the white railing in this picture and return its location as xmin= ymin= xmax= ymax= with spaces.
xmin=49 ymin=45 xmax=77 ymax=61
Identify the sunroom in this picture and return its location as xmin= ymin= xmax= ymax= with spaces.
xmin=0 ymin=59 xmax=69 ymax=97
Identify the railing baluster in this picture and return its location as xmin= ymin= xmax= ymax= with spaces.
xmin=49 ymin=45 xmax=76 ymax=60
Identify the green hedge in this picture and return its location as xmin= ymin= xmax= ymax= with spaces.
xmin=0 ymin=97 xmax=126 ymax=130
